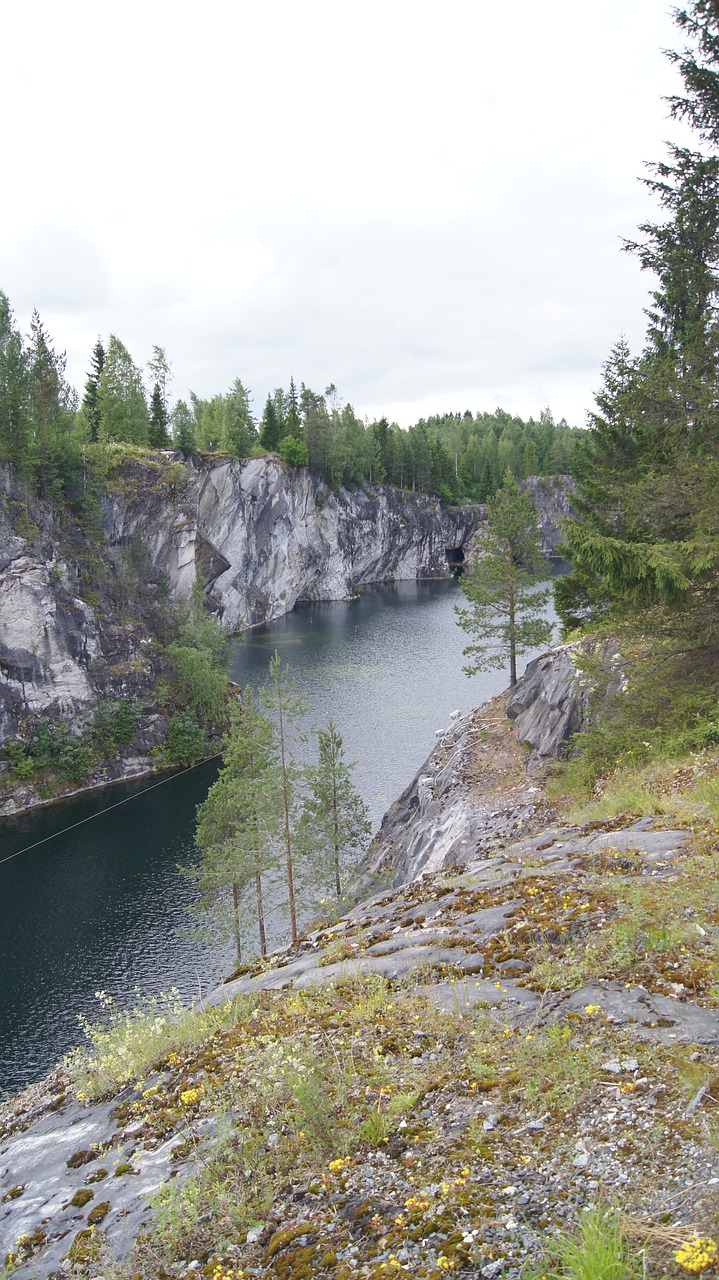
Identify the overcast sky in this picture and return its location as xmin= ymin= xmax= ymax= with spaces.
xmin=1 ymin=1 xmax=687 ymax=428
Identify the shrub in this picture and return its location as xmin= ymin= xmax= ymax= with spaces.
xmin=91 ymin=698 xmax=138 ymax=752
xmin=279 ymin=436 xmax=309 ymax=467
xmin=168 ymin=644 xmax=228 ymax=724
xmin=166 ymin=711 xmax=207 ymax=766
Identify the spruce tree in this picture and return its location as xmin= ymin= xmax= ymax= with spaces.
xmin=148 ymin=383 xmax=170 ymax=446
xmin=82 ymin=338 xmax=105 ymax=443
xmin=260 ymin=395 xmax=282 ymax=451
xmin=0 ymin=292 xmax=31 ymax=472
xmin=285 ymin=376 xmax=302 ymax=439
xmin=556 ymin=1 xmax=719 ymax=644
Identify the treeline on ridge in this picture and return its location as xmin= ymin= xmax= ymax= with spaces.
xmin=0 ymin=294 xmax=579 ymax=507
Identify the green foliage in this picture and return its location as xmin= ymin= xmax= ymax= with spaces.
xmin=278 ymin=434 xmax=309 ymax=467
xmin=168 ymin=585 xmax=229 ymax=727
xmin=171 ymin=399 xmax=196 ymax=454
xmin=97 ymin=335 xmax=150 ymax=444
xmin=81 ymin=338 xmax=105 ymax=442
xmin=557 ymin=5 xmax=719 ymax=655
xmin=7 ymin=720 xmax=93 ymax=784
xmin=91 ymin=698 xmax=138 ymax=752
xmin=193 ymin=690 xmax=282 ymax=960
xmin=301 ymin=719 xmax=371 ymax=901
xmin=149 ymin=383 xmax=170 ymax=446
xmin=167 ymin=643 xmax=228 ymax=723
xmin=259 ymin=393 xmax=282 ymax=450
xmin=526 ymin=1203 xmax=641 ymax=1280
xmin=165 ymin=711 xmax=207 ymax=766
xmin=457 ymin=470 xmax=554 ymax=686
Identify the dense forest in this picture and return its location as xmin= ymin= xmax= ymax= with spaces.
xmin=0 ymin=302 xmax=579 ymax=507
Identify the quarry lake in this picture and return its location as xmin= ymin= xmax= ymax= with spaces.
xmin=0 ymin=580 xmax=558 ymax=1095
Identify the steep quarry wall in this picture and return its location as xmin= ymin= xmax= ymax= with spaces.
xmin=103 ymin=455 xmax=481 ymax=629
xmin=0 ymin=456 xmax=480 ymax=747
xmin=0 ymin=457 xmax=573 ymax=803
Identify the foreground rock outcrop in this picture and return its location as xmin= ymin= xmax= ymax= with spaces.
xmin=364 ymin=641 xmax=587 ymax=887
xmin=2 ymin=634 xmax=718 ymax=1277
xmin=3 ymin=767 xmax=719 ymax=1278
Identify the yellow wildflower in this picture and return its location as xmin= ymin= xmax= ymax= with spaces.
xmin=674 ymin=1237 xmax=719 ymax=1273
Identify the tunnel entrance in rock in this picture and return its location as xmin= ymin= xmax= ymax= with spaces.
xmin=445 ymin=546 xmax=465 ymax=575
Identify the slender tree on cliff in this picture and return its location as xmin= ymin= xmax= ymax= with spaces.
xmin=82 ymin=338 xmax=105 ymax=443
xmin=262 ymin=652 xmax=306 ymax=944
xmin=194 ymin=690 xmax=281 ymax=962
xmin=457 ymin=471 xmax=553 ymax=687
xmin=302 ymin=720 xmax=371 ymax=902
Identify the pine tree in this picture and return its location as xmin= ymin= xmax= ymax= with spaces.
xmin=194 ymin=691 xmax=281 ymax=961
xmin=457 ymin=471 xmax=553 ymax=687
xmin=262 ymin=652 xmax=306 ymax=945
xmin=302 ymin=721 xmax=371 ymax=901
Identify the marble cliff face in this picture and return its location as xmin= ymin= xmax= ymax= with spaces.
xmin=102 ymin=455 xmax=481 ymax=629
xmin=0 ymin=456 xmax=480 ymax=743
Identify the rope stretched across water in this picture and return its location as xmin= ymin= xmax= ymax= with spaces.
xmin=0 ymin=752 xmax=222 ymax=867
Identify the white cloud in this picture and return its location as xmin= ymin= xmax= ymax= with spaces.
xmin=1 ymin=0 xmax=686 ymax=425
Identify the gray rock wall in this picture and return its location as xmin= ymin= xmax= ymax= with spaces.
xmin=0 ymin=457 xmax=480 ymax=745
xmin=364 ymin=641 xmax=588 ymax=887
xmin=103 ymin=456 xmax=481 ymax=630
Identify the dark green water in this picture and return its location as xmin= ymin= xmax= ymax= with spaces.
xmin=0 ymin=580 xmax=555 ymax=1095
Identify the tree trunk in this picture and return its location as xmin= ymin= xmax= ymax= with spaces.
xmin=277 ymin=696 xmax=298 ymax=943
xmin=332 ymin=771 xmax=341 ymax=898
xmin=231 ymin=882 xmax=242 ymax=965
xmin=255 ymin=872 xmax=267 ymax=956
xmin=508 ymin=545 xmax=517 ymax=687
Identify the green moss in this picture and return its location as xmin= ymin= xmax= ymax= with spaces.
xmin=265 ymin=1224 xmax=318 ymax=1260
xmin=66 ymin=1147 xmax=98 ymax=1168
xmin=85 ymin=1165 xmax=109 ymax=1182
xmin=1 ymin=1184 xmax=24 ymax=1201
xmin=70 ymin=1187 xmax=94 ymax=1208
xmin=65 ymin=1227 xmax=102 ymax=1264
xmin=87 ymin=1199 xmax=110 ymax=1225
